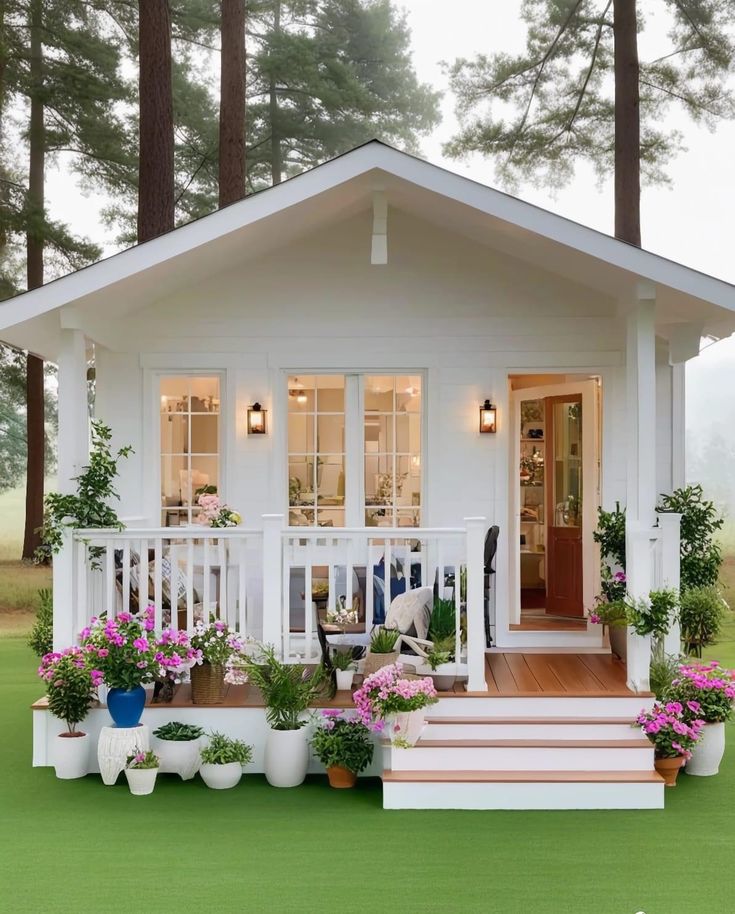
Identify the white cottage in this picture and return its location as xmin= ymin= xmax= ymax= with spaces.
xmin=4 ymin=141 xmax=735 ymax=808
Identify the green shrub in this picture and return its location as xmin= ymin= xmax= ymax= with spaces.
xmin=679 ymin=585 xmax=728 ymax=656
xmin=428 ymin=598 xmax=456 ymax=642
xmin=369 ymin=627 xmax=400 ymax=653
xmin=626 ymin=589 xmax=678 ymax=638
xmin=593 ymin=504 xmax=627 ymax=602
xmin=27 ymin=588 xmax=53 ymax=658
xmin=659 ymin=485 xmax=724 ymax=591
xmin=330 ymin=650 xmax=355 ymax=671
xmin=649 ymin=653 xmax=682 ymax=700
xmin=152 ymin=722 xmax=204 ymax=741
xmin=310 ymin=713 xmax=374 ymax=774
xmin=242 ymin=644 xmax=326 ymax=730
xmin=200 ymin=732 xmax=253 ymax=765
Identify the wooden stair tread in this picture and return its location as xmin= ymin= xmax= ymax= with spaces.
xmin=427 ymin=716 xmax=636 ymax=725
xmin=414 ymin=737 xmax=652 ymax=749
xmin=436 ymin=690 xmax=652 ymax=698
xmin=382 ymin=769 xmax=665 ymax=784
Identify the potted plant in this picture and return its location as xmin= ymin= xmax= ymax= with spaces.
xmin=38 ymin=647 xmax=102 ymax=779
xmin=188 ymin=620 xmax=244 ymax=705
xmin=199 ymin=731 xmax=253 ymax=789
xmin=353 ymin=662 xmax=438 ymax=747
xmin=421 ymin=641 xmax=457 ymax=692
xmin=679 ymin=586 xmax=728 ymax=657
xmin=588 ymin=596 xmax=628 ymax=659
xmin=125 ymin=750 xmax=160 ymax=795
xmin=331 ymin=650 xmax=356 ymax=691
xmin=151 ymin=721 xmax=205 ymax=780
xmin=665 ymin=661 xmax=735 ymax=776
xmin=242 ymin=643 xmax=326 ymax=787
xmin=195 ymin=493 xmax=242 ymax=527
xmin=363 ymin=627 xmax=400 ymax=676
xmin=310 ymin=710 xmax=374 ymax=788
xmin=635 ymin=703 xmax=704 ymax=787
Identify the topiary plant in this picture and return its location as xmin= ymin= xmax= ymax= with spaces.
xmin=658 ymin=485 xmax=724 ymax=592
xmin=28 ymin=588 xmax=53 ymax=658
xmin=679 ymin=585 xmax=729 ymax=657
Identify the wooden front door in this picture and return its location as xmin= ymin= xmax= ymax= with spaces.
xmin=545 ymin=395 xmax=584 ymax=616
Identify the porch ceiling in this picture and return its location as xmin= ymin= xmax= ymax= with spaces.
xmin=2 ymin=140 xmax=735 ymax=360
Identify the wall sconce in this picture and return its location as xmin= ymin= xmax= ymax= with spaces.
xmin=247 ymin=402 xmax=267 ymax=435
xmin=479 ymin=399 xmax=497 ymax=434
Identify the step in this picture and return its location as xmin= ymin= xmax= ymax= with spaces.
xmin=423 ymin=717 xmax=640 ymax=741
xmin=381 ymin=769 xmax=665 ymax=810
xmin=389 ymin=738 xmax=654 ymax=772
xmin=429 ymin=694 xmax=654 ymax=718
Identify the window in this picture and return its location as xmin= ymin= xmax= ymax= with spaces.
xmin=287 ymin=375 xmax=345 ymax=527
xmin=159 ymin=376 xmax=221 ymax=525
xmin=364 ymin=375 xmax=421 ymax=527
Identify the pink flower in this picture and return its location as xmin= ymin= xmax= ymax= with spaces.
xmin=136 ymin=661 xmax=147 ymax=669
xmin=589 ymin=613 xmax=601 ymax=624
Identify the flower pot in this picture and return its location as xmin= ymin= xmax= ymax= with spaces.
xmin=327 ymin=765 xmax=357 ymax=789
xmin=190 ymin=662 xmax=226 ymax=705
xmin=335 ymin=669 xmax=355 ymax=691
xmin=264 ymin=727 xmax=309 ymax=787
xmin=152 ymin=735 xmax=204 ymax=781
xmin=607 ymin=625 xmax=627 ymax=662
xmin=386 ymin=709 xmax=426 ymax=747
xmin=200 ymin=761 xmax=243 ymax=790
xmin=686 ymin=722 xmax=725 ymax=777
xmin=654 ymin=755 xmax=685 ymax=788
xmin=430 ymin=663 xmax=457 ymax=692
xmin=53 ymin=732 xmax=89 ymax=779
xmin=107 ymin=686 xmax=146 ymax=728
xmin=362 ymin=650 xmax=399 ymax=677
xmin=124 ymin=767 xmax=158 ymax=796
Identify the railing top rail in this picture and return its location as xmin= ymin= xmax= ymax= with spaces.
xmin=283 ymin=526 xmax=466 ymax=537
xmin=72 ymin=527 xmax=263 ymax=539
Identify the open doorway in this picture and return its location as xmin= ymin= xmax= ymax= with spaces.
xmin=509 ymin=374 xmax=601 ymax=632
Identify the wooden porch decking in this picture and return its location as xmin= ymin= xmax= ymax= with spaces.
xmin=484 ymin=652 xmax=633 ymax=696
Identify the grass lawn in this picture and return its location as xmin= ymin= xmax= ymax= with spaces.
xmin=1 ymin=634 xmax=733 ymax=913
xmin=0 ymin=484 xmax=52 ymax=625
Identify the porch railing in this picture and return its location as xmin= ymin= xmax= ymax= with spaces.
xmin=53 ymin=515 xmax=489 ymax=692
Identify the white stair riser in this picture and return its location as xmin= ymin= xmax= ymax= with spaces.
xmin=389 ymin=745 xmax=654 ymax=772
xmin=429 ymin=696 xmax=654 ymax=718
xmin=422 ymin=723 xmax=639 ymax=741
xmin=383 ymin=781 xmax=664 ymax=810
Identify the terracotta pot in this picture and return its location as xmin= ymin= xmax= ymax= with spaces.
xmin=654 ymin=755 xmax=685 ymax=787
xmin=327 ymin=765 xmax=357 ymax=789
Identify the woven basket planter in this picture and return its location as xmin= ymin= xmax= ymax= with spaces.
xmin=362 ymin=650 xmax=399 ymax=678
xmin=190 ymin=662 xmax=226 ymax=705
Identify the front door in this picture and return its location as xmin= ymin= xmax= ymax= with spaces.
xmin=545 ymin=395 xmax=583 ymax=616
xmin=511 ymin=378 xmax=599 ymax=625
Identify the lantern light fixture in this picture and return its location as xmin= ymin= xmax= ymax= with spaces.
xmin=247 ymin=402 xmax=267 ymax=435
xmin=479 ymin=399 xmax=497 ymax=434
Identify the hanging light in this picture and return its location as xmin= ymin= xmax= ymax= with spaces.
xmin=479 ymin=400 xmax=497 ymax=434
xmin=247 ymin=402 xmax=267 ymax=435
xmin=288 ymin=378 xmax=308 ymax=404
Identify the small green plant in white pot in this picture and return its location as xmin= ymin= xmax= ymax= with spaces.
xmin=422 ymin=640 xmax=457 ymax=692
xmin=152 ymin=722 xmax=205 ymax=780
xmin=331 ymin=650 xmax=356 ymax=691
xmin=125 ymin=750 xmax=160 ymax=796
xmin=243 ymin=644 xmax=326 ymax=788
xmin=199 ymin=732 xmax=253 ymax=789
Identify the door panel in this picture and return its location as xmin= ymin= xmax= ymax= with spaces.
xmin=546 ymin=395 xmax=584 ymax=616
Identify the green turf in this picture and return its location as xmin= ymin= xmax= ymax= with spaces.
xmin=1 ymin=637 xmax=734 ymax=914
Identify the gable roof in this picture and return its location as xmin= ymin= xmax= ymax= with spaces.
xmin=2 ymin=139 xmax=735 ymax=358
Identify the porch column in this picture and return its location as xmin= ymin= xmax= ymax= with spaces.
xmin=465 ymin=517 xmax=488 ymax=692
xmin=624 ymin=290 xmax=657 ymax=691
xmin=659 ymin=511 xmax=682 ymax=656
xmin=261 ymin=514 xmax=285 ymax=655
xmin=53 ymin=328 xmax=89 ymax=650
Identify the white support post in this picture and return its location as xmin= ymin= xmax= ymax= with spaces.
xmin=624 ymin=292 xmax=657 ymax=692
xmin=53 ymin=328 xmax=89 ymax=650
xmin=625 ymin=527 xmax=652 ymax=691
xmin=465 ymin=517 xmax=488 ymax=693
xmin=53 ymin=529 xmax=76 ymax=650
xmin=659 ymin=512 xmax=682 ymax=657
xmin=262 ymin=514 xmax=285 ymax=655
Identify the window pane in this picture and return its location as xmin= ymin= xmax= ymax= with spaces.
xmin=188 ymin=377 xmax=220 ymax=412
xmin=289 ymin=507 xmax=314 ymax=526
xmin=317 ymin=414 xmax=344 ymax=453
xmin=288 ymin=414 xmax=314 ymax=454
xmin=288 ymin=376 xmax=315 ymax=412
xmin=160 ymin=377 xmax=189 ymax=410
xmin=161 ymin=455 xmax=187 ymax=505
xmin=289 ymin=458 xmax=314 ymax=504
xmin=160 ymin=414 xmax=188 ymax=454
xmin=317 ymin=457 xmax=344 ymax=503
xmin=191 ymin=414 xmax=219 ymax=453
xmin=316 ymin=375 xmax=344 ymax=411
xmin=317 ymin=508 xmax=344 ymax=528
xmin=366 ymin=507 xmax=394 ymax=527
xmin=190 ymin=456 xmax=218 ymax=499
xmin=396 ymin=376 xmax=421 ymax=412
xmin=394 ymin=414 xmax=410 ymax=452
xmin=365 ymin=376 xmax=394 ymax=412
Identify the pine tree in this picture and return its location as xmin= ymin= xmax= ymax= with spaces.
xmin=445 ymin=0 xmax=735 ymax=245
xmin=219 ymin=0 xmax=247 ymax=205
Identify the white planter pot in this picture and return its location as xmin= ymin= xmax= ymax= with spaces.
xmin=430 ymin=663 xmax=457 ymax=692
xmin=335 ymin=669 xmax=355 ymax=691
xmin=200 ymin=761 xmax=243 ymax=790
xmin=124 ymin=767 xmax=159 ymax=796
xmin=686 ymin=722 xmax=726 ymax=777
xmin=53 ymin=732 xmax=90 ymax=779
xmin=386 ymin=709 xmax=426 ymax=746
xmin=151 ymin=736 xmax=203 ymax=781
xmin=264 ymin=727 xmax=309 ymax=787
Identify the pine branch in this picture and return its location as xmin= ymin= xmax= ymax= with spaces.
xmin=566 ymin=0 xmax=612 ymax=134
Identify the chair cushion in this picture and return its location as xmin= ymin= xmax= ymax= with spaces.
xmin=385 ymin=587 xmax=433 ymax=640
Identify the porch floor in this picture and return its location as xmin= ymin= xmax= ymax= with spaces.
xmin=484 ymin=652 xmax=634 ymax=696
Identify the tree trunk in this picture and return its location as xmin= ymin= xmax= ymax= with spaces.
xmin=137 ymin=0 xmax=174 ymax=242
xmin=269 ymin=1 xmax=282 ymax=185
xmin=219 ymin=0 xmax=246 ymax=206
xmin=613 ymin=0 xmax=641 ymax=247
xmin=22 ymin=0 xmax=45 ymax=560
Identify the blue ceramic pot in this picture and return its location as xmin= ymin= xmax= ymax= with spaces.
xmin=107 ymin=686 xmax=146 ymax=728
